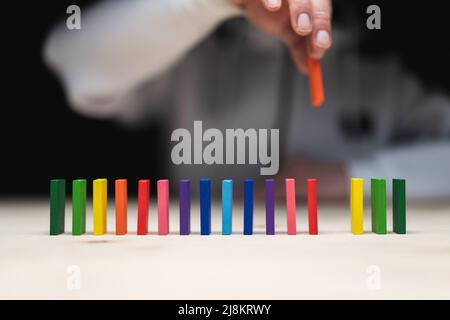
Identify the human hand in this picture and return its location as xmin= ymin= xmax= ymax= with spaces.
xmin=232 ymin=0 xmax=332 ymax=74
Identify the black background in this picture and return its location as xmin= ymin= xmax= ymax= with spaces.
xmin=1 ymin=0 xmax=449 ymax=196
xmin=0 ymin=299 xmax=444 ymax=315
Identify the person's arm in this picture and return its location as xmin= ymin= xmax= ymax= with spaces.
xmin=44 ymin=0 xmax=241 ymax=118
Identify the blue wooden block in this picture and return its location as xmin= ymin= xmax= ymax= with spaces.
xmin=200 ymin=179 xmax=211 ymax=235
xmin=222 ymin=180 xmax=233 ymax=235
xmin=244 ymin=179 xmax=254 ymax=235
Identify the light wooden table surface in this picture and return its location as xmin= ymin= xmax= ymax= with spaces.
xmin=1 ymin=200 xmax=449 ymax=299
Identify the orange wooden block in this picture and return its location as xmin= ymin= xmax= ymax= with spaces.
xmin=308 ymin=58 xmax=325 ymax=107
xmin=115 ymin=179 xmax=127 ymax=235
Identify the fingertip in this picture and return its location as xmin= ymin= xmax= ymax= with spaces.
xmin=294 ymin=59 xmax=309 ymax=75
xmin=314 ymin=29 xmax=332 ymax=50
xmin=295 ymin=13 xmax=312 ymax=35
xmin=263 ymin=0 xmax=282 ymax=11
xmin=288 ymin=44 xmax=309 ymax=74
xmin=307 ymin=30 xmax=331 ymax=59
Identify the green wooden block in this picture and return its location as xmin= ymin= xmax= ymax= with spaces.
xmin=50 ymin=179 xmax=66 ymax=235
xmin=371 ymin=178 xmax=387 ymax=234
xmin=393 ymin=179 xmax=406 ymax=234
xmin=72 ymin=179 xmax=87 ymax=235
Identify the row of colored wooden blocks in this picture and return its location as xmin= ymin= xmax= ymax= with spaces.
xmin=49 ymin=178 xmax=406 ymax=236
xmin=351 ymin=178 xmax=406 ymax=235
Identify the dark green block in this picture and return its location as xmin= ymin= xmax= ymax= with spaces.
xmin=371 ymin=178 xmax=387 ymax=234
xmin=72 ymin=179 xmax=87 ymax=235
xmin=393 ymin=179 xmax=406 ymax=234
xmin=50 ymin=179 xmax=66 ymax=235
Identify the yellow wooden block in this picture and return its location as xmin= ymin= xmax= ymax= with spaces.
xmin=93 ymin=179 xmax=107 ymax=235
xmin=350 ymin=178 xmax=364 ymax=235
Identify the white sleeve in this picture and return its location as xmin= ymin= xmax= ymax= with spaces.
xmin=43 ymin=0 xmax=241 ymax=118
xmin=348 ymin=142 xmax=450 ymax=199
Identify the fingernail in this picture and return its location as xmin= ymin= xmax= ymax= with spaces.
xmin=315 ymin=30 xmax=331 ymax=48
xmin=266 ymin=0 xmax=281 ymax=8
xmin=297 ymin=13 xmax=311 ymax=32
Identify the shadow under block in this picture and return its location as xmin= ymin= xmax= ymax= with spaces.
xmin=93 ymin=179 xmax=107 ymax=235
xmin=50 ymin=179 xmax=66 ymax=235
xmin=393 ymin=179 xmax=406 ymax=234
xmin=179 ymin=180 xmax=191 ymax=235
xmin=286 ymin=179 xmax=297 ymax=235
xmin=350 ymin=178 xmax=364 ymax=235
xmin=371 ymin=179 xmax=387 ymax=234
xmin=221 ymin=180 xmax=233 ymax=235
xmin=243 ymin=179 xmax=254 ymax=235
xmin=200 ymin=179 xmax=211 ymax=236
xmin=265 ymin=179 xmax=275 ymax=235
xmin=72 ymin=179 xmax=86 ymax=235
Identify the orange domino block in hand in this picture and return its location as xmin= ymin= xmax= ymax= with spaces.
xmin=115 ymin=179 xmax=127 ymax=235
xmin=308 ymin=58 xmax=325 ymax=107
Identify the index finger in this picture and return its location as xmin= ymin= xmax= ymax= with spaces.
xmin=308 ymin=0 xmax=332 ymax=59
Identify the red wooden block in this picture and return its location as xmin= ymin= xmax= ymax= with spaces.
xmin=137 ymin=179 xmax=150 ymax=235
xmin=307 ymin=179 xmax=318 ymax=235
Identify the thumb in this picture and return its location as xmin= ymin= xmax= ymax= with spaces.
xmin=288 ymin=39 xmax=309 ymax=74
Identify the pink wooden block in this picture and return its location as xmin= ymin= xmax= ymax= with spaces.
xmin=285 ymin=179 xmax=297 ymax=235
xmin=157 ymin=179 xmax=169 ymax=235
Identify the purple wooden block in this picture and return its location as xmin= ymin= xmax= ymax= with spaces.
xmin=179 ymin=180 xmax=190 ymax=235
xmin=265 ymin=179 xmax=275 ymax=235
